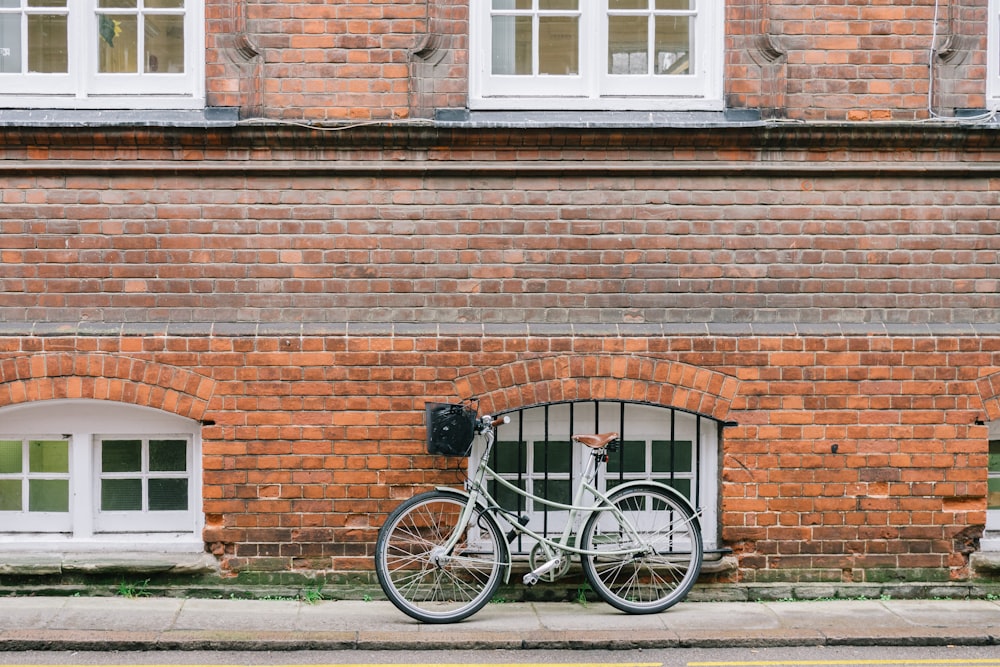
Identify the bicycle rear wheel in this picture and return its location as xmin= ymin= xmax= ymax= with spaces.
xmin=580 ymin=483 xmax=702 ymax=614
xmin=374 ymin=489 xmax=509 ymax=623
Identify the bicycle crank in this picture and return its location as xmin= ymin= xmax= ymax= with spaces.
xmin=525 ymin=544 xmax=571 ymax=585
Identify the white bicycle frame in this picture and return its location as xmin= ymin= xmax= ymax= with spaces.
xmin=438 ymin=415 xmax=701 ymax=582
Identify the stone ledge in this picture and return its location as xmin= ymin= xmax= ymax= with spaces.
xmin=0 ymin=552 xmax=219 ymax=577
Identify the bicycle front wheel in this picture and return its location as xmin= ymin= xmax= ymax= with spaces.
xmin=580 ymin=483 xmax=703 ymax=614
xmin=374 ymin=489 xmax=509 ymax=623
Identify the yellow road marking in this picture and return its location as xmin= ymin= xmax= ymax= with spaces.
xmin=688 ymin=661 xmax=1000 ymax=667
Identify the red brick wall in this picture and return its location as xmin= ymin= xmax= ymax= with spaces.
xmin=203 ymin=1 xmax=988 ymax=120
xmin=0 ymin=332 xmax=990 ymax=581
xmin=2 ymin=125 xmax=999 ymax=583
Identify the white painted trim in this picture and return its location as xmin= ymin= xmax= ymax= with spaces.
xmin=470 ymin=0 xmax=723 ymax=111
xmin=0 ymin=399 xmax=203 ymax=551
xmin=0 ymin=0 xmax=203 ymax=108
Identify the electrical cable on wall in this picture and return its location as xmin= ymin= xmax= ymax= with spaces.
xmin=927 ymin=0 xmax=996 ymax=123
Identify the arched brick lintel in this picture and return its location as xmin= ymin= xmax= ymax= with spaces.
xmin=454 ymin=355 xmax=739 ymax=422
xmin=976 ymin=371 xmax=1000 ymax=423
xmin=0 ymin=353 xmax=216 ymax=422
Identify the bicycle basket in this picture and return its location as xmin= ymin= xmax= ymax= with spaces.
xmin=425 ymin=402 xmax=478 ymax=457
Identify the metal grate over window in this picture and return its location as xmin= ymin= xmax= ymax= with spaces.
xmin=482 ymin=399 xmax=722 ymax=555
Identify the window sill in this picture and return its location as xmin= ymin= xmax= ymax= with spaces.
xmin=0 ymin=550 xmax=217 ymax=577
xmin=435 ymin=108 xmax=761 ymax=128
xmin=0 ymin=107 xmax=238 ymax=128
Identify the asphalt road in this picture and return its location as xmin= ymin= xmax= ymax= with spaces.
xmin=1 ymin=646 xmax=999 ymax=667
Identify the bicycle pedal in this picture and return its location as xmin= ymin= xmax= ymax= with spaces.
xmin=523 ymin=556 xmax=562 ymax=586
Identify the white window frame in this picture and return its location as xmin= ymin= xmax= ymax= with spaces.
xmin=0 ymin=436 xmax=72 ymax=532
xmin=984 ymin=422 xmax=1000 ymax=550
xmin=474 ymin=400 xmax=720 ymax=554
xmin=990 ymin=0 xmax=1000 ymax=108
xmin=469 ymin=0 xmax=723 ymax=111
xmin=0 ymin=0 xmax=204 ymax=109
xmin=94 ymin=435 xmax=194 ymax=533
xmin=0 ymin=399 xmax=203 ymax=552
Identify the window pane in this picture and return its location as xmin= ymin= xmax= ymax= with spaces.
xmin=149 ymin=478 xmax=187 ymax=510
xmin=533 ymin=479 xmax=571 ymax=505
xmin=0 ymin=440 xmax=22 ymax=473
xmin=657 ymin=0 xmax=693 ymax=8
xmin=493 ymin=478 xmax=525 ymax=513
xmin=610 ymin=0 xmax=647 ymax=8
xmin=102 ymin=478 xmax=142 ymax=510
xmin=492 ymin=0 xmax=531 ymax=8
xmin=491 ymin=15 xmax=532 ymax=75
xmin=538 ymin=15 xmax=577 ymax=75
xmin=149 ymin=439 xmax=186 ymax=471
xmin=0 ymin=13 xmax=22 ymax=73
xmin=99 ymin=0 xmax=136 ymax=7
xmin=492 ymin=441 xmax=526 ymax=474
xmin=98 ymin=14 xmax=137 ymax=73
xmin=0 ymin=0 xmax=21 ymax=8
xmin=29 ymin=478 xmax=68 ymax=512
xmin=533 ymin=440 xmax=571 ymax=473
xmin=145 ymin=0 xmax=183 ymax=7
xmin=657 ymin=477 xmax=691 ymax=500
xmin=29 ymin=440 xmax=68 ymax=473
xmin=144 ymin=13 xmax=183 ymax=73
xmin=28 ymin=0 xmax=67 ymax=7
xmin=540 ymin=0 xmax=577 ymax=8
xmin=652 ymin=440 xmax=692 ymax=472
xmin=102 ymin=439 xmax=141 ymax=472
xmin=609 ymin=15 xmax=647 ymax=74
xmin=655 ymin=15 xmax=690 ymax=74
xmin=607 ymin=440 xmax=645 ymax=473
xmin=0 ymin=480 xmax=22 ymax=511
xmin=27 ymin=13 xmax=67 ymax=72
xmin=990 ymin=478 xmax=1000 ymax=511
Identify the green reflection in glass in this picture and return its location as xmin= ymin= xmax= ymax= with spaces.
xmin=652 ymin=440 xmax=692 ymax=472
xmin=491 ymin=441 xmax=526 ymax=474
xmin=0 ymin=479 xmax=22 ymax=511
xmin=29 ymin=440 xmax=68 ymax=473
xmin=0 ymin=440 xmax=22 ymax=474
xmin=102 ymin=478 xmax=142 ymax=511
xmin=149 ymin=478 xmax=187 ymax=510
xmin=102 ymin=440 xmax=141 ymax=473
xmin=493 ymin=478 xmax=525 ymax=513
xmin=607 ymin=440 xmax=645 ymax=473
xmin=29 ymin=479 xmax=68 ymax=512
xmin=150 ymin=439 xmax=186 ymax=471
xmin=533 ymin=440 xmax=571 ymax=473
xmin=533 ymin=479 xmax=571 ymax=505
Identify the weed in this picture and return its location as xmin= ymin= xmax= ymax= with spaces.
xmin=301 ymin=586 xmax=324 ymax=604
xmin=117 ymin=579 xmax=151 ymax=599
xmin=575 ymin=582 xmax=592 ymax=606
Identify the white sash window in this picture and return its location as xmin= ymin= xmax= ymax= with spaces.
xmin=471 ymin=0 xmax=723 ymax=110
xmin=0 ymin=0 xmax=203 ymax=108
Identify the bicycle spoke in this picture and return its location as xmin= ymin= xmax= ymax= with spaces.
xmin=581 ymin=484 xmax=703 ymax=614
xmin=375 ymin=490 xmax=509 ymax=623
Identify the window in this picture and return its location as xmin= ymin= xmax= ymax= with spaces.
xmin=475 ymin=400 xmax=721 ymax=555
xmin=470 ymin=0 xmax=723 ymax=110
xmin=991 ymin=0 xmax=1000 ymax=107
xmin=986 ymin=427 xmax=1000 ymax=550
xmin=0 ymin=399 xmax=201 ymax=550
xmin=0 ymin=0 xmax=203 ymax=108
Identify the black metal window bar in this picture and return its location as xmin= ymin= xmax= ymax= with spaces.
xmin=489 ymin=399 xmax=721 ymax=555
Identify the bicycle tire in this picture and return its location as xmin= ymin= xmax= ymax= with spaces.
xmin=374 ymin=489 xmax=509 ymax=623
xmin=579 ymin=483 xmax=703 ymax=614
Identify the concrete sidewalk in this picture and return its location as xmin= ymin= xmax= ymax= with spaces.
xmin=0 ymin=596 xmax=999 ymax=651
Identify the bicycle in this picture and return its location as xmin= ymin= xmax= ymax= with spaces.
xmin=374 ymin=404 xmax=704 ymax=623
